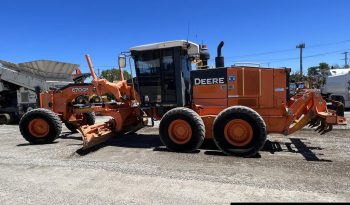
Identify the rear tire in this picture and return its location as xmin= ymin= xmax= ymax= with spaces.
xmin=159 ymin=107 xmax=205 ymax=152
xmin=19 ymin=108 xmax=62 ymax=144
xmin=213 ymin=106 xmax=267 ymax=157
xmin=0 ymin=113 xmax=10 ymax=125
xmin=65 ymin=112 xmax=95 ymax=133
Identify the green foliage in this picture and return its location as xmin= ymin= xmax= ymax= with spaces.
xmin=100 ymin=68 xmax=132 ymax=82
xmin=306 ymin=62 xmax=330 ymax=89
xmin=290 ymin=72 xmax=306 ymax=83
xmin=307 ymin=66 xmax=319 ymax=76
xmin=307 ymin=62 xmax=330 ymax=76
xmin=289 ymin=62 xmax=332 ymax=89
xmin=319 ymin=62 xmax=330 ymax=75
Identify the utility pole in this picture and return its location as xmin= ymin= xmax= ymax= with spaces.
xmin=296 ymin=43 xmax=305 ymax=75
xmin=342 ymin=51 xmax=349 ymax=68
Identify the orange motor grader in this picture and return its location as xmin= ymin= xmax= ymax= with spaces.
xmin=19 ymin=40 xmax=347 ymax=157
xmin=18 ymin=73 xmax=99 ymax=144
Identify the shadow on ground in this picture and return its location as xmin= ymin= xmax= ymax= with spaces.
xmin=17 ymin=141 xmax=58 ymax=146
xmin=59 ymin=132 xmax=82 ymax=141
xmin=74 ymin=132 xmax=331 ymax=162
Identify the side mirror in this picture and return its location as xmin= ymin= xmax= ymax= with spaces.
xmin=118 ymin=54 xmax=126 ymax=69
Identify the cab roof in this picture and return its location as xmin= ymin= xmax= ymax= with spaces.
xmin=130 ymin=40 xmax=199 ymax=56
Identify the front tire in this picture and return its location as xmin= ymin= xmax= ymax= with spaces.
xmin=213 ymin=106 xmax=267 ymax=157
xmin=159 ymin=107 xmax=205 ymax=152
xmin=19 ymin=108 xmax=62 ymax=144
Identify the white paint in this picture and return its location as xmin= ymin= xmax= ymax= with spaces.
xmin=194 ymin=77 xmax=225 ymax=85
xmin=72 ymin=87 xmax=89 ymax=93
xmin=275 ymin=88 xmax=285 ymax=92
xmin=130 ymin=40 xmax=199 ymax=56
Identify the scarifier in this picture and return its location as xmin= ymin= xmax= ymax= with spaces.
xmin=19 ymin=40 xmax=347 ymax=157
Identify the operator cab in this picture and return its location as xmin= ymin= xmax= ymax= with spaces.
xmin=130 ymin=40 xmax=199 ymax=109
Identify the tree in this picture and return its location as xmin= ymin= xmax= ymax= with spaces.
xmin=307 ymin=66 xmax=319 ymax=76
xmin=319 ymin=62 xmax=330 ymax=75
xmin=100 ymin=68 xmax=132 ymax=82
xmin=99 ymin=68 xmax=132 ymax=101
xmin=331 ymin=64 xmax=340 ymax=69
xmin=306 ymin=62 xmax=330 ymax=89
xmin=290 ymin=72 xmax=306 ymax=83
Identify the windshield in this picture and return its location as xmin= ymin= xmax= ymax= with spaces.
xmin=134 ymin=51 xmax=160 ymax=76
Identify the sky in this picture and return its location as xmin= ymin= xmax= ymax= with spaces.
xmin=1 ymin=0 xmax=350 ymax=75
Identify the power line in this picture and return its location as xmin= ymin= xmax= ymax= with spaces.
xmin=259 ymin=49 xmax=349 ymax=64
xmin=220 ymin=49 xmax=348 ymax=65
xmin=225 ymin=48 xmax=295 ymax=59
xmin=224 ymin=39 xmax=350 ymax=59
xmin=307 ymin=39 xmax=350 ymax=48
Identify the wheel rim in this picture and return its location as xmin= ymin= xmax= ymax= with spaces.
xmin=224 ymin=119 xmax=253 ymax=147
xmin=168 ymin=119 xmax=192 ymax=144
xmin=28 ymin=118 xmax=50 ymax=138
xmin=92 ymin=96 xmax=101 ymax=103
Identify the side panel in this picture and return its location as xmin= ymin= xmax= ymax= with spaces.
xmin=191 ymin=68 xmax=227 ymax=113
xmin=193 ymin=67 xmax=290 ymax=136
xmin=40 ymin=84 xmax=96 ymax=120
xmin=273 ymin=69 xmax=288 ymax=108
xmin=227 ymin=67 xmax=261 ymax=108
xmin=259 ymin=69 xmax=274 ymax=108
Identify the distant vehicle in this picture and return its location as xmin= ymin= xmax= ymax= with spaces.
xmin=289 ymin=81 xmax=306 ymax=96
xmin=0 ymin=60 xmax=81 ymax=124
xmin=327 ymin=68 xmax=350 ymax=76
xmin=321 ymin=70 xmax=350 ymax=108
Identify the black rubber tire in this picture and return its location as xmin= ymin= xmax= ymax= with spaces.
xmin=64 ymin=122 xmax=79 ymax=133
xmin=213 ymin=106 xmax=267 ymax=157
xmin=84 ymin=112 xmax=96 ymax=125
xmin=90 ymin=95 xmax=102 ymax=104
xmin=19 ymin=108 xmax=62 ymax=144
xmin=159 ymin=107 xmax=205 ymax=152
xmin=0 ymin=113 xmax=10 ymax=125
xmin=65 ymin=112 xmax=95 ymax=133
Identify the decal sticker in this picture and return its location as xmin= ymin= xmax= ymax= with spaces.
xmin=229 ymin=75 xmax=236 ymax=82
xmin=275 ymin=88 xmax=285 ymax=92
xmin=72 ymin=87 xmax=89 ymax=93
xmin=191 ymin=68 xmax=227 ymax=85
xmin=194 ymin=78 xmax=225 ymax=85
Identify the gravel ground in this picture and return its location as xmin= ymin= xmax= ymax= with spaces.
xmin=0 ymin=113 xmax=349 ymax=204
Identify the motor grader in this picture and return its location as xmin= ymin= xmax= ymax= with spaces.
xmin=18 ymin=73 xmax=99 ymax=143
xmin=19 ymin=40 xmax=347 ymax=157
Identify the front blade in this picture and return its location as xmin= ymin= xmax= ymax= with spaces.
xmin=78 ymin=121 xmax=115 ymax=150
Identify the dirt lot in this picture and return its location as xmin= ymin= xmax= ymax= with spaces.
xmin=0 ymin=113 xmax=349 ymax=204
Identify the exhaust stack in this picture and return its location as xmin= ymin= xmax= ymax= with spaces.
xmin=215 ymin=41 xmax=225 ymax=68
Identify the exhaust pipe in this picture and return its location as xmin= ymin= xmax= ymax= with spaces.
xmin=215 ymin=41 xmax=225 ymax=68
